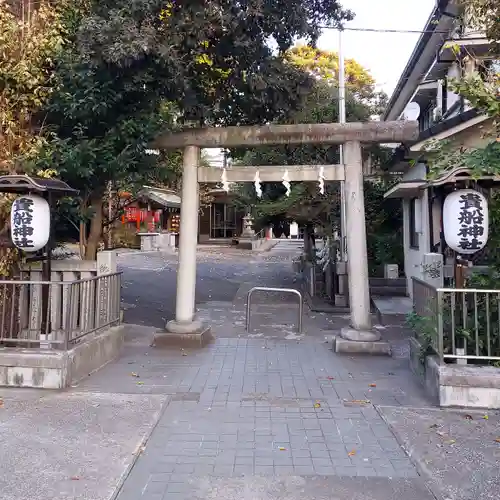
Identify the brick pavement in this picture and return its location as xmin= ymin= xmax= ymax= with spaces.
xmin=114 ymin=334 xmax=434 ymax=500
xmin=112 ymin=242 xmax=435 ymax=500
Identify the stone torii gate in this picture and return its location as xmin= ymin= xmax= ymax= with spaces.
xmin=152 ymin=122 xmax=418 ymax=350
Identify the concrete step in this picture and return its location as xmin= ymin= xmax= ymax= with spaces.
xmin=372 ymin=296 xmax=413 ymax=326
xmin=369 ymin=286 xmax=407 ymax=297
xmin=369 ymin=277 xmax=406 ymax=287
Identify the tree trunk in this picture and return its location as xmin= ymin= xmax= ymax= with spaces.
xmin=79 ymin=221 xmax=86 ymax=259
xmin=84 ymin=196 xmax=103 ymax=261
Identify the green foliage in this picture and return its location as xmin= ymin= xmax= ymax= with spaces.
xmin=425 ymin=139 xmax=500 ymax=179
xmin=0 ymin=0 xmax=73 ymax=171
xmin=458 ymin=0 xmax=500 ymax=53
xmin=232 ymin=81 xmax=371 ymax=224
xmin=75 ymin=0 xmax=353 ymax=125
xmin=449 ymin=71 xmax=500 ymax=119
xmin=406 ymin=312 xmax=438 ymax=363
xmin=364 ymin=180 xmax=404 ymax=275
xmin=408 ymin=269 xmax=500 ymax=365
xmin=426 ymin=1 xmax=499 ymax=182
xmin=283 ymin=45 xmax=385 ymax=108
xmin=18 ymin=0 xmax=353 ymax=258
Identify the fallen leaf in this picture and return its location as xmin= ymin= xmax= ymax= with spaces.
xmin=348 ymin=450 xmax=356 ymax=456
xmin=137 ymin=381 xmax=144 ymax=385
xmin=436 ymin=431 xmax=446 ymax=437
xmin=464 ymin=414 xmax=473 ymax=420
xmin=326 ymin=376 xmax=335 ymax=380
xmin=182 ymin=352 xmax=188 ymax=356
xmin=278 ymin=447 xmax=286 ymax=451
xmin=0 ymin=399 xmax=3 ymax=408
xmin=70 ymin=476 xmax=80 ymax=481
xmin=494 ymin=438 xmax=500 ymax=443
xmin=444 ymin=439 xmax=456 ymax=445
xmin=130 ymin=372 xmax=139 ymax=377
xmin=344 ymin=399 xmax=371 ymax=406
xmin=314 ymin=402 xmax=321 ymax=408
xmin=483 ymin=415 xmax=489 ymax=420
xmin=429 ymin=424 xmax=439 ymax=429
xmin=369 ymin=383 xmax=377 ymax=388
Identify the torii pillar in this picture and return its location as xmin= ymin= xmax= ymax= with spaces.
xmin=151 ymin=122 xmax=418 ymax=349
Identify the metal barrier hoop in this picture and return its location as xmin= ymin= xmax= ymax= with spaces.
xmin=245 ymin=286 xmax=303 ymax=334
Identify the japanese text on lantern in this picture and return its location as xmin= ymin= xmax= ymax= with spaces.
xmin=457 ymin=192 xmax=484 ymax=252
xmin=12 ymin=197 xmax=35 ymax=249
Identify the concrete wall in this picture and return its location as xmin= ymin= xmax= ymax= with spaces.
xmin=0 ymin=326 xmax=124 ymax=389
xmin=409 ymin=337 xmax=500 ymax=409
xmin=401 ymin=163 xmax=433 ymax=297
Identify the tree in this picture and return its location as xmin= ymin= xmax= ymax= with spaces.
xmin=446 ymin=0 xmax=499 ymax=127
xmin=0 ymin=0 xmax=80 ymax=275
xmin=25 ymin=0 xmax=354 ymax=259
xmin=231 ymin=79 xmax=378 ymax=227
xmin=284 ymin=45 xmax=388 ymax=115
xmin=284 ymin=45 xmax=372 ymax=99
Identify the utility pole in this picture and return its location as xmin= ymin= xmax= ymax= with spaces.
xmin=336 ymin=27 xmax=349 ymax=307
xmin=338 ymin=28 xmax=347 ymax=259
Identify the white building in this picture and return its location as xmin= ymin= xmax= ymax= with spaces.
xmin=382 ymin=0 xmax=498 ymax=295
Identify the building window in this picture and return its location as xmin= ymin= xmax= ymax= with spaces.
xmin=409 ymin=197 xmax=419 ymax=249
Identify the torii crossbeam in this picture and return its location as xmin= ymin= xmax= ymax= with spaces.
xmin=151 ymin=122 xmax=418 ymax=349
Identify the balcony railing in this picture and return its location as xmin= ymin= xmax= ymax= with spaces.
xmin=412 ymin=277 xmax=500 ymax=363
xmin=0 ymin=273 xmax=121 ymax=350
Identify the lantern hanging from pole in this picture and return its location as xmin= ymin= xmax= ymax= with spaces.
xmin=282 ymin=169 xmax=291 ymax=197
xmin=10 ymin=194 xmax=51 ymax=252
xmin=443 ymin=189 xmax=488 ymax=254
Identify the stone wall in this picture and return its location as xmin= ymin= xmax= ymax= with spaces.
xmin=409 ymin=336 xmax=500 ymax=409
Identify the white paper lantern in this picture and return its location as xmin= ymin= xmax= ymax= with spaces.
xmin=443 ymin=189 xmax=488 ymax=255
xmin=10 ymin=194 xmax=51 ymax=252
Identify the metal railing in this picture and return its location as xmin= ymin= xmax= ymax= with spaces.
xmin=412 ymin=277 xmax=442 ymax=355
xmin=0 ymin=272 xmax=121 ymax=350
xmin=246 ymin=286 xmax=303 ymax=334
xmin=253 ymin=228 xmax=266 ymax=240
xmin=412 ymin=277 xmax=500 ymax=362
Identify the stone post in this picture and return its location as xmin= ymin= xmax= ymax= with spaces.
xmin=97 ymin=250 xmax=117 ymax=275
xmin=338 ymin=141 xmax=385 ymax=351
xmin=157 ymin=145 xmax=211 ymax=346
xmin=422 ymin=253 xmax=444 ymax=288
xmin=96 ymin=250 xmax=118 ymax=327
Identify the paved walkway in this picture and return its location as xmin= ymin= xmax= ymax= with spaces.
xmin=3 ymin=242 xmax=499 ymax=499
xmin=109 ymin=241 xmax=436 ymax=500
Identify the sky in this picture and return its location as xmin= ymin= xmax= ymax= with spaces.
xmin=318 ymin=0 xmax=436 ymax=97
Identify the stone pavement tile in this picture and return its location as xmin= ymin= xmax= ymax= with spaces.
xmin=379 ymin=406 xmax=500 ymax=500
xmin=0 ymin=392 xmax=166 ymax=500
xmin=111 ymin=324 xmax=434 ymax=500
xmin=188 ymin=475 xmax=435 ymax=500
